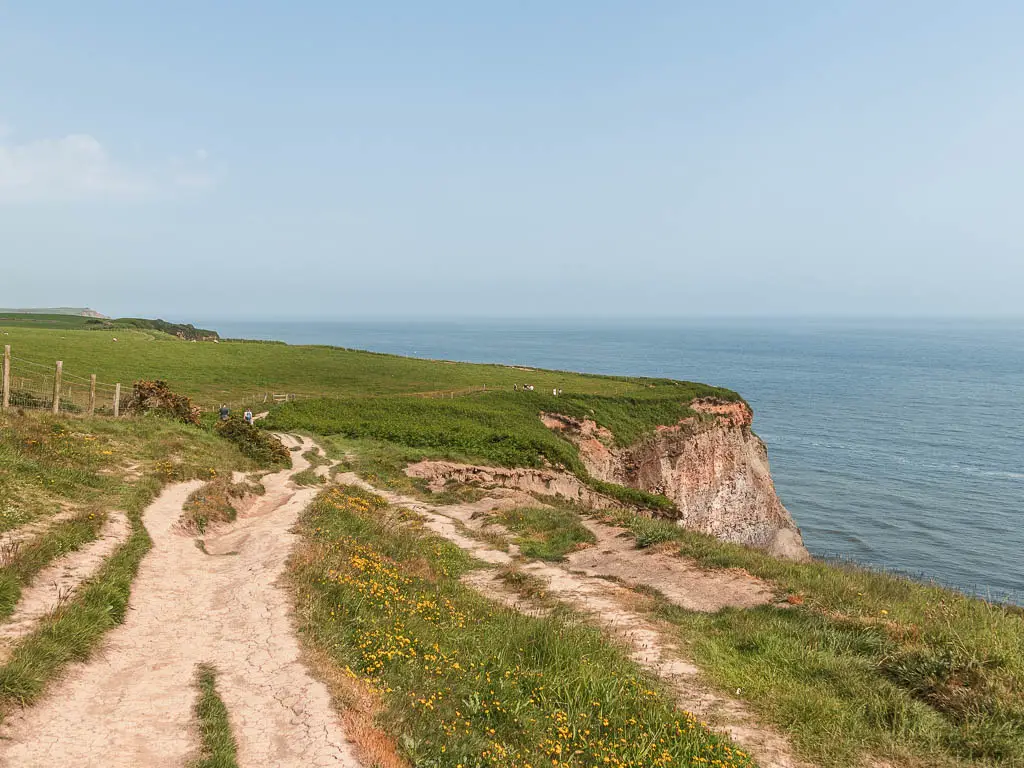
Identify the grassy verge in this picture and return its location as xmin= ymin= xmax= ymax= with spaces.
xmin=289 ymin=485 xmax=753 ymax=768
xmin=0 ymin=512 xmax=105 ymax=618
xmin=496 ymin=506 xmax=596 ymax=561
xmin=292 ymin=468 xmax=326 ymax=487
xmin=191 ymin=664 xmax=239 ymax=768
xmin=302 ymin=446 xmax=332 ymax=467
xmin=182 ymin=476 xmax=261 ymax=534
xmin=595 ymin=510 xmax=1024 ymax=767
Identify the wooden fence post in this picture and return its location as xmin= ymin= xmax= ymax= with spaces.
xmin=113 ymin=383 xmax=121 ymax=418
xmin=89 ymin=374 xmax=97 ymax=417
xmin=2 ymin=345 xmax=10 ymax=412
xmin=51 ymin=361 xmax=63 ymax=415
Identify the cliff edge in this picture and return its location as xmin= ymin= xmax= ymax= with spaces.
xmin=542 ymin=399 xmax=809 ymax=561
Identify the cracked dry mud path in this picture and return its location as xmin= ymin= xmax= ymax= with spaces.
xmin=334 ymin=472 xmax=813 ymax=768
xmin=0 ymin=511 xmax=131 ymax=663
xmin=0 ymin=435 xmax=362 ymax=768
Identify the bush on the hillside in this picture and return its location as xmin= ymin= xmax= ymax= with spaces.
xmin=124 ymin=380 xmax=201 ymax=426
xmin=216 ymin=417 xmax=290 ymax=467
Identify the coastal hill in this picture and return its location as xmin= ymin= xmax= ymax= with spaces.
xmin=0 ymin=314 xmax=1020 ymax=767
xmin=0 ymin=307 xmax=107 ymax=318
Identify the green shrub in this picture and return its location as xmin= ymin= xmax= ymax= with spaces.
xmin=215 ymin=418 xmax=289 ymax=468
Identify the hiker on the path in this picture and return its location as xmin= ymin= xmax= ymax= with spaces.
xmin=219 ymin=404 xmax=230 ymax=421
xmin=244 ymin=408 xmax=254 ymax=425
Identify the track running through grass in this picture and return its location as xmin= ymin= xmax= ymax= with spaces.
xmin=332 ymin=471 xmax=814 ymax=768
xmin=0 ymin=436 xmax=362 ymax=767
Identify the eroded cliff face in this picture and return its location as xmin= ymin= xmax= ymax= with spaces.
xmin=542 ymin=399 xmax=809 ymax=561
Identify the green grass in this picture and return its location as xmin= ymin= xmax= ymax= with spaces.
xmin=0 ymin=313 xmax=101 ymax=330
xmin=0 ymin=313 xmax=217 ymax=339
xmin=0 ymin=412 xmax=264 ymax=715
xmin=266 ymin=394 xmax=684 ymax=511
xmin=1 ymin=322 xmax=737 ymax=412
xmin=289 ymin=485 xmax=754 ymax=768
xmin=190 ymin=664 xmax=239 ymax=768
xmin=291 ymin=468 xmax=325 ymax=487
xmin=497 ymin=506 xmax=597 ymax=561
xmin=596 ymin=509 xmax=1024 ymax=767
xmin=302 ymin=446 xmax=331 ymax=467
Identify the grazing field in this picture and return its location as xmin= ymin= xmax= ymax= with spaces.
xmin=0 ymin=321 xmax=738 ymax=412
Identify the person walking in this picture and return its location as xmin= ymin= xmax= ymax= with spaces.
xmin=243 ymin=408 xmax=254 ymax=425
xmin=219 ymin=404 xmax=230 ymax=421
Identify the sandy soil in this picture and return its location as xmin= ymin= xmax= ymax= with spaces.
xmin=0 ymin=508 xmax=82 ymax=555
xmin=0 ymin=436 xmax=362 ymax=768
xmin=567 ymin=518 xmax=777 ymax=612
xmin=0 ymin=511 xmax=130 ymax=664
xmin=334 ymin=473 xmax=812 ymax=768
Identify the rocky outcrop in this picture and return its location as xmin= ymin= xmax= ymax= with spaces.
xmin=543 ymin=399 xmax=809 ymax=560
xmin=405 ymin=461 xmax=619 ymax=509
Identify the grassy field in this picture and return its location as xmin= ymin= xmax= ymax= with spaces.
xmin=0 ymin=322 xmax=737 ymax=412
xmin=4 ymin=319 xmax=733 ymax=510
xmin=0 ymin=411 xmax=263 ymax=713
xmin=588 ymin=509 xmax=1024 ymax=767
xmin=290 ymin=484 xmax=754 ymax=768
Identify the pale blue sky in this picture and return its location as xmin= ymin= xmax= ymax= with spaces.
xmin=1 ymin=2 xmax=1022 ymax=319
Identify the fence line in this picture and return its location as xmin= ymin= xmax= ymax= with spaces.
xmin=2 ymin=345 xmax=491 ymax=420
xmin=2 ymin=346 xmax=124 ymax=417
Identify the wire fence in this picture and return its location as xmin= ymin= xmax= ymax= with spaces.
xmin=2 ymin=351 xmax=122 ymax=416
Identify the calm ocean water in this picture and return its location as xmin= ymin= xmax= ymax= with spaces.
xmin=209 ymin=318 xmax=1023 ymax=603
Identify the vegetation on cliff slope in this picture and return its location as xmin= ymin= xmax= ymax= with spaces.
xmin=3 ymin=319 xmax=735 ymax=510
xmin=290 ymin=485 xmax=753 ymax=768
xmin=0 ymin=313 xmax=218 ymax=339
xmin=591 ymin=509 xmax=1024 ymax=767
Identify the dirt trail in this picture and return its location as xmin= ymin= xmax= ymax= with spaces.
xmin=335 ymin=473 xmax=812 ymax=768
xmin=0 ymin=436 xmax=362 ymax=768
xmin=0 ymin=511 xmax=131 ymax=663
xmin=568 ymin=518 xmax=776 ymax=612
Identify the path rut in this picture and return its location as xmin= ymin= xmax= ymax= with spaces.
xmin=0 ymin=510 xmax=131 ymax=663
xmin=0 ymin=436 xmax=362 ymax=768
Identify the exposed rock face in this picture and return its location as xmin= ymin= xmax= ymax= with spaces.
xmin=405 ymin=461 xmax=619 ymax=509
xmin=542 ymin=399 xmax=809 ymax=561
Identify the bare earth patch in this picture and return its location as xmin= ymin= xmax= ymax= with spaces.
xmin=0 ymin=436 xmax=363 ymax=768
xmin=567 ymin=518 xmax=778 ymax=612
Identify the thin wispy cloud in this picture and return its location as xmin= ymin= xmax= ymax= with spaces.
xmin=0 ymin=125 xmax=217 ymax=202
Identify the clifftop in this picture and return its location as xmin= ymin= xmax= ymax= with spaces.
xmin=543 ymin=399 xmax=808 ymax=560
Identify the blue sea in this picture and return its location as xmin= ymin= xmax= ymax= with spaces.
xmin=208 ymin=318 xmax=1023 ymax=603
